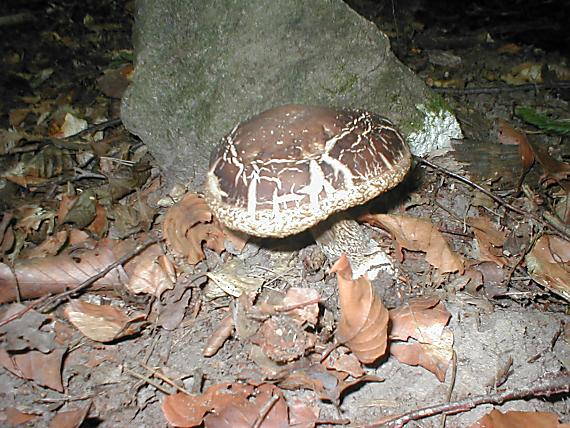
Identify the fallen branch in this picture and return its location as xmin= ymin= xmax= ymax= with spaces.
xmin=368 ymin=374 xmax=570 ymax=428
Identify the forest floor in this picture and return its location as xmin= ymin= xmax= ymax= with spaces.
xmin=0 ymin=1 xmax=568 ymax=427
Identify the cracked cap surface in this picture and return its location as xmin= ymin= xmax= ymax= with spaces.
xmin=204 ymin=104 xmax=411 ymax=237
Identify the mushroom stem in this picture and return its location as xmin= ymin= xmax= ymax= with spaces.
xmin=309 ymin=214 xmax=394 ymax=279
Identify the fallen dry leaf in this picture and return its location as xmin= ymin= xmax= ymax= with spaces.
xmin=0 ymin=348 xmax=66 ymax=392
xmin=0 ymin=303 xmax=56 ymax=353
xmin=288 ymin=397 xmax=320 ymax=428
xmin=49 ymin=112 xmax=87 ymax=138
xmin=162 ymin=382 xmax=288 ymax=428
xmin=125 ymin=243 xmax=175 ymax=296
xmin=97 ymin=64 xmax=133 ymax=99
xmin=205 ymin=257 xmax=265 ymax=299
xmin=362 ymin=214 xmax=464 ymax=274
xmin=19 ymin=230 xmax=68 ymax=259
xmin=525 ymin=234 xmax=570 ymax=302
xmin=331 ymin=254 xmax=389 ymax=364
xmin=203 ymin=313 xmax=234 ymax=357
xmin=322 ymin=346 xmax=365 ymax=378
xmin=64 ymin=299 xmax=146 ymax=342
xmin=205 ymin=383 xmax=288 ymax=428
xmin=470 ymin=409 xmax=569 ymax=428
xmin=525 ymin=137 xmax=570 ymax=222
xmin=498 ymin=119 xmax=535 ymax=177
xmin=278 ymin=363 xmax=383 ymax=404
xmin=162 ymin=192 xmax=226 ymax=265
xmin=2 ymin=407 xmax=39 ymax=426
xmin=501 ymin=61 xmax=543 ymax=85
xmin=48 ymin=404 xmax=91 ymax=428
xmin=389 ymin=297 xmax=453 ymax=381
xmin=0 ymin=238 xmax=136 ymax=304
xmin=468 ymin=216 xmax=508 ymax=266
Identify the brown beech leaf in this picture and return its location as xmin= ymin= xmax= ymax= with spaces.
xmin=48 ymin=404 xmax=91 ymax=428
xmin=0 ymin=303 xmax=55 ymax=353
xmin=525 ymin=138 xmax=570 ymax=222
xmin=362 ymin=214 xmax=464 ymax=274
xmin=498 ymin=119 xmax=535 ymax=173
xmin=205 ymin=383 xmax=288 ymax=428
xmin=4 ymin=348 xmax=66 ymax=392
xmin=278 ymin=363 xmax=383 ymax=404
xmin=525 ymin=234 xmax=570 ymax=302
xmin=125 ymin=243 xmax=176 ymax=296
xmin=526 ymin=139 xmax=570 ymax=193
xmin=64 ymin=299 xmax=146 ymax=342
xmin=470 ymin=409 xmax=569 ymax=428
xmin=162 ymin=383 xmax=288 ymax=428
xmin=322 ymin=346 xmax=365 ymax=378
xmin=203 ymin=313 xmax=234 ymax=357
xmin=288 ymin=397 xmax=319 ymax=428
xmin=86 ymin=203 xmax=108 ymax=237
xmin=3 ymin=407 xmax=39 ymax=426
xmin=96 ymin=64 xmax=133 ymax=99
xmin=162 ymin=192 xmax=226 ymax=265
xmin=0 ymin=238 xmax=136 ymax=304
xmin=330 ymin=254 xmax=389 ymax=364
xmin=468 ymin=216 xmax=507 ymax=266
xmin=389 ymin=298 xmax=453 ymax=381
xmin=19 ymin=230 xmax=68 ymax=259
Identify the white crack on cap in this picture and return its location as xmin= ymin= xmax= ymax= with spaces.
xmin=204 ymin=104 xmax=412 ymax=238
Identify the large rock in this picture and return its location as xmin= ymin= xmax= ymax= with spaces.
xmin=121 ymin=0 xmax=461 ymax=189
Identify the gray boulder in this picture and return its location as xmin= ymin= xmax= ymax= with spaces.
xmin=121 ymin=0 xmax=461 ymax=189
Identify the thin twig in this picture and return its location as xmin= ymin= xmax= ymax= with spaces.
xmin=432 ymin=81 xmax=570 ymax=95
xmin=123 ymin=365 xmax=172 ymax=395
xmin=140 ymin=363 xmax=192 ymax=396
xmin=252 ymin=393 xmax=280 ymax=428
xmin=63 ymin=117 xmax=122 ymax=141
xmin=439 ymin=350 xmax=458 ymax=428
xmin=418 ymin=157 xmax=570 ymax=241
xmin=39 ymin=235 xmax=161 ymax=311
xmin=369 ymin=374 xmax=570 ymax=428
xmin=417 ymin=157 xmax=528 ymax=216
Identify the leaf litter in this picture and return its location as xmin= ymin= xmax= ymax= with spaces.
xmin=0 ymin=1 xmax=569 ymax=427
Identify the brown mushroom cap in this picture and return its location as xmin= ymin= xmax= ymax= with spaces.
xmin=204 ymin=104 xmax=411 ymax=238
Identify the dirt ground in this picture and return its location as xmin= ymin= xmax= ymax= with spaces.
xmin=0 ymin=1 xmax=569 ymax=427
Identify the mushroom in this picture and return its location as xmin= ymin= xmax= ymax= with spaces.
xmin=204 ymin=104 xmax=412 ymax=278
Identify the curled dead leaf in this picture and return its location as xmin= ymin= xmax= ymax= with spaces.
xmin=203 ymin=313 xmax=234 ymax=357
xmin=162 ymin=192 xmax=225 ymax=265
xmin=331 ymin=254 xmax=389 ymax=364
xmin=362 ymin=214 xmax=464 ymax=274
